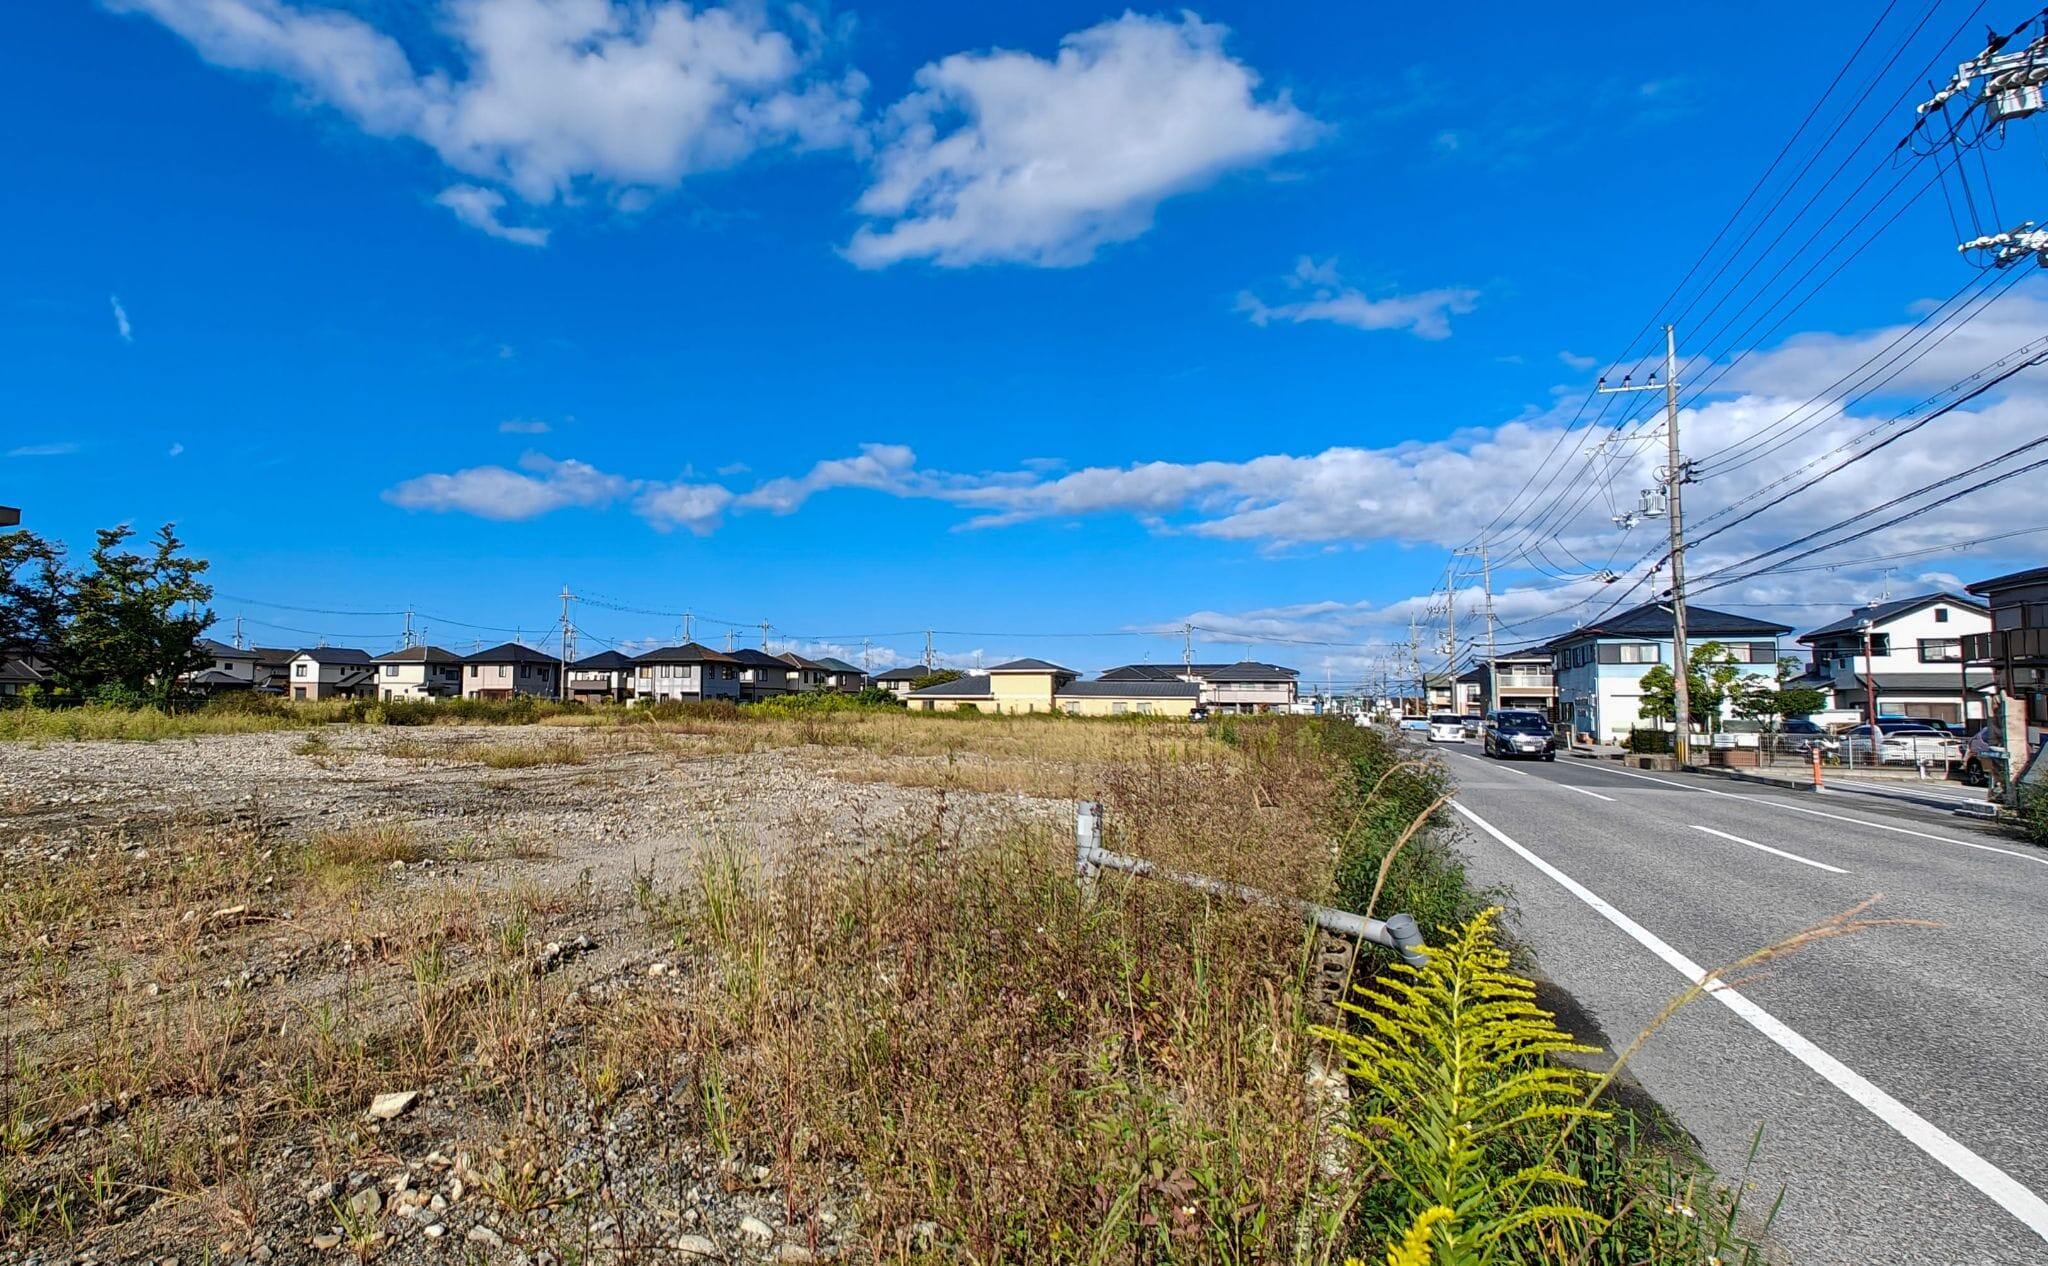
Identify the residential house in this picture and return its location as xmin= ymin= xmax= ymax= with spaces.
xmin=1096 ymin=661 xmax=1299 ymax=713
xmin=460 ymin=642 xmax=561 ymax=700
xmin=251 ymin=647 xmax=296 ymax=694
xmin=811 ymin=656 xmax=868 ymax=692
xmin=373 ymin=645 xmax=463 ymax=700
xmin=1456 ymin=652 xmax=1558 ymax=715
xmin=776 ymin=651 xmax=832 ymax=693
xmin=286 ymin=648 xmax=377 ymax=700
xmin=1548 ymin=602 xmax=1791 ymax=743
xmin=184 ymin=637 xmax=262 ymax=694
xmin=1420 ymin=672 xmax=1458 ymax=715
xmin=1792 ymin=592 xmax=1993 ymax=726
xmin=872 ymin=665 xmax=933 ymax=699
xmin=904 ymin=658 xmax=1200 ymax=717
xmin=566 ymin=650 xmax=638 ymax=703
xmin=0 ymin=648 xmax=50 ymax=699
xmin=725 ymin=648 xmax=794 ymax=701
xmin=1964 ymin=566 xmax=2048 ymax=770
xmin=631 ymin=643 xmax=742 ymax=703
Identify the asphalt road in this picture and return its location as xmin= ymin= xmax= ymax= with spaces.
xmin=1435 ymin=740 xmax=2048 ymax=1265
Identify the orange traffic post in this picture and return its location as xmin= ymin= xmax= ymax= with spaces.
xmin=1811 ymin=745 xmax=1825 ymax=793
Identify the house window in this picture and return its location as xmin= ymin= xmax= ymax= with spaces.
xmin=1111 ymin=702 xmax=1127 ymax=715
xmin=1618 ymin=644 xmax=1660 ymax=664
xmin=1866 ymin=633 xmax=1891 ymax=656
xmin=469 ymin=665 xmax=479 ymax=678
xmin=1934 ymin=608 xmax=1948 ymax=623
xmin=1918 ymin=638 xmax=1962 ymax=663
xmin=384 ymin=665 xmax=399 ymax=677
xmin=294 ymin=663 xmax=308 ymax=677
xmin=1136 ymin=702 xmax=1153 ymax=715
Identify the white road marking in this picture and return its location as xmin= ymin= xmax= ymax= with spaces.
xmin=1449 ymin=799 xmax=2048 ymax=1244
xmin=1560 ymin=784 xmax=1617 ymax=802
xmin=1455 ymin=751 xmax=1529 ymax=777
xmin=1588 ymin=765 xmax=2048 ymax=868
xmin=1688 ymin=824 xmax=1847 ymax=874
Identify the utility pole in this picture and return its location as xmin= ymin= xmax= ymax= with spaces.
xmin=1862 ymin=621 xmax=1881 ymax=725
xmin=1443 ymin=561 xmax=1458 ymax=712
xmin=923 ymin=630 xmax=934 ymax=671
xmin=1454 ymin=541 xmax=1498 ymax=714
xmin=403 ymin=607 xmax=416 ymax=649
xmin=233 ymin=613 xmax=245 ymax=651
xmin=759 ymin=619 xmax=771 ymax=651
xmin=684 ymin=610 xmax=694 ymax=643
xmin=1598 ymin=324 xmax=1694 ymax=764
xmin=725 ymin=629 xmax=736 ymax=652
xmin=558 ymin=586 xmax=574 ymax=702
xmin=861 ymin=638 xmax=873 ymax=672
xmin=1182 ymin=622 xmax=1194 ymax=676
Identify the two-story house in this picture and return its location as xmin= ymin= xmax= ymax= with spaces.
xmin=872 ymin=665 xmax=933 ymax=698
xmin=1964 ymin=566 xmax=2048 ymax=770
xmin=566 ymin=650 xmax=638 ymax=703
xmin=905 ymin=658 xmax=1200 ymax=716
xmin=373 ymin=645 xmax=463 ymax=700
xmin=1095 ymin=661 xmax=1299 ymax=713
xmin=1549 ymin=602 xmax=1791 ymax=743
xmin=728 ymin=648 xmax=794 ymax=701
xmin=1792 ymin=592 xmax=1993 ymax=727
xmin=631 ymin=643 xmax=742 ymax=703
xmin=776 ymin=651 xmax=832 ymax=693
xmin=185 ymin=637 xmax=262 ymax=693
xmin=460 ymin=642 xmax=561 ymax=700
xmin=287 ymin=647 xmax=378 ymax=700
xmin=811 ymin=656 xmax=868 ymax=691
xmin=1457 ymin=652 xmax=1557 ymax=715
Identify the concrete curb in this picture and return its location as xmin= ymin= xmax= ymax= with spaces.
xmin=1686 ymin=763 xmax=2000 ymax=818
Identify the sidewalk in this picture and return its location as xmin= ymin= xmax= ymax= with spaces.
xmin=1686 ymin=762 xmax=1997 ymax=816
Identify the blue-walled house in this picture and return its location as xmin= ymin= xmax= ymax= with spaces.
xmin=1546 ymin=602 xmax=1793 ymax=743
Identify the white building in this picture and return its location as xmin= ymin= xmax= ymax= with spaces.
xmin=1791 ymin=592 xmax=1993 ymax=727
xmin=372 ymin=645 xmax=463 ymax=701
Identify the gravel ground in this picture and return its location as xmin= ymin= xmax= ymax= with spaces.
xmin=0 ymin=726 xmax=1069 ymax=1266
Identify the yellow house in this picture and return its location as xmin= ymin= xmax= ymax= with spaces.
xmin=904 ymin=658 xmax=1200 ymax=718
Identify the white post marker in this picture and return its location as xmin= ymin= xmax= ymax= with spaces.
xmin=1451 ymin=800 xmax=2048 ymax=1245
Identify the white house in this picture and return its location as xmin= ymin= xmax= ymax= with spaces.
xmin=372 ymin=645 xmax=463 ymax=701
xmin=1549 ymin=602 xmax=1792 ymax=743
xmin=631 ymin=643 xmax=742 ymax=703
xmin=287 ymin=648 xmax=377 ymax=701
xmin=567 ymin=650 xmax=638 ymax=703
xmin=1791 ymin=592 xmax=1993 ymax=727
xmin=185 ymin=637 xmax=262 ymax=693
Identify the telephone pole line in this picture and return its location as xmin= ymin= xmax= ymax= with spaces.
xmin=557 ymin=586 xmax=574 ymax=702
xmin=402 ymin=607 xmax=415 ymax=650
xmin=1599 ymin=323 xmax=1694 ymax=765
xmin=923 ymin=630 xmax=934 ymax=671
xmin=233 ymin=613 xmax=245 ymax=651
xmin=1454 ymin=541 xmax=1498 ymax=714
xmin=759 ymin=619 xmax=771 ymax=651
xmin=1182 ymin=622 xmax=1193 ymax=675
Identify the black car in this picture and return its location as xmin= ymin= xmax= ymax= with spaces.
xmin=1483 ymin=710 xmax=1557 ymax=761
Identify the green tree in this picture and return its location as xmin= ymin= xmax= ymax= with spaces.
xmin=63 ymin=524 xmax=214 ymax=708
xmin=1731 ymin=658 xmax=1827 ymax=730
xmin=1637 ymin=641 xmax=1746 ymax=733
xmin=0 ymin=529 xmax=70 ymax=658
xmin=910 ymin=668 xmax=963 ymax=690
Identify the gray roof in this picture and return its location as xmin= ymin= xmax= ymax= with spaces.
xmin=294 ymin=647 xmax=375 ymax=665
xmin=633 ymin=642 xmax=740 ymax=665
xmin=904 ymin=674 xmax=994 ymax=698
xmin=811 ymin=656 xmax=863 ymax=674
xmin=188 ymin=668 xmax=248 ymax=686
xmin=1201 ymin=661 xmax=1298 ymax=683
xmin=570 ymin=650 xmax=637 ymax=671
xmin=461 ymin=642 xmax=558 ymax=666
xmin=196 ymin=637 xmax=255 ymax=659
xmin=987 ymin=657 xmax=1072 ymax=674
xmin=874 ymin=665 xmax=936 ymax=681
xmin=1798 ymin=592 xmax=1986 ymax=643
xmin=1057 ymin=680 xmax=1200 ymax=699
xmin=1554 ymin=601 xmax=1791 ymax=642
xmin=1968 ymin=565 xmax=2048 ymax=595
xmin=375 ymin=645 xmax=461 ymax=664
xmin=729 ymin=648 xmax=792 ymax=669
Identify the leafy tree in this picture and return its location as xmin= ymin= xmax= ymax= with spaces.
xmin=1731 ymin=658 xmax=1827 ymax=730
xmin=0 ymin=529 xmax=70 ymax=657
xmin=1637 ymin=641 xmax=1747 ymax=733
xmin=910 ymin=669 xmax=964 ymax=690
xmin=63 ymin=524 xmax=214 ymax=708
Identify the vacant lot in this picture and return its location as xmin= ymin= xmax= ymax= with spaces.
xmin=0 ymin=714 xmax=1376 ymax=1265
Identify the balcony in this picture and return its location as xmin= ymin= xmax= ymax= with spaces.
xmin=1966 ymin=628 xmax=2048 ymax=664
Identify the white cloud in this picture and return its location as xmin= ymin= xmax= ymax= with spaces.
xmin=846 ymin=13 xmax=1314 ymax=268
xmin=1558 ymin=350 xmax=1596 ymax=371
xmin=734 ymin=442 xmax=917 ymax=513
xmin=383 ymin=451 xmax=633 ymax=519
xmin=167 ymin=442 xmax=186 ymax=457
xmin=117 ymin=0 xmax=864 ymax=239
xmin=634 ymin=481 xmax=734 ymax=534
xmin=498 ymin=418 xmax=551 ymax=434
xmin=435 ymin=185 xmax=549 ymax=246
xmin=110 ymin=295 xmax=133 ymax=342
xmin=1238 ymin=257 xmax=1476 ymax=340
xmin=7 ymin=443 xmax=81 ymax=458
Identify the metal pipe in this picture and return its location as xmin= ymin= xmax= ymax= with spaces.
xmin=1072 ymin=803 xmax=1430 ymax=967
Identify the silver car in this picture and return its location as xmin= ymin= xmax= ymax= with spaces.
xmin=1838 ymin=724 xmax=1961 ymax=766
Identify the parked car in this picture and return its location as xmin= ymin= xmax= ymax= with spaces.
xmin=1958 ymin=725 xmax=2008 ymax=788
xmin=1427 ymin=713 xmax=1466 ymax=743
xmin=1460 ymin=714 xmax=1485 ymax=738
xmin=1484 ymin=710 xmax=1557 ymax=761
xmin=1838 ymin=723 xmax=1961 ymax=766
xmin=1775 ymin=717 xmax=1840 ymax=754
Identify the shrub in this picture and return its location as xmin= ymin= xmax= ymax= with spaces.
xmin=752 ymin=690 xmax=898 ymax=715
xmin=2020 ymin=785 xmax=2048 ymax=846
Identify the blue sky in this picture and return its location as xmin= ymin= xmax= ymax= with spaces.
xmin=7 ymin=1 xmax=2045 ymax=681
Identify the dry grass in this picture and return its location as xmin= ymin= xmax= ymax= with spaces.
xmin=475 ymin=739 xmax=588 ymax=769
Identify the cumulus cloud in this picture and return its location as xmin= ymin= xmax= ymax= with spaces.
xmin=1238 ymin=257 xmax=1477 ymax=340
xmin=734 ymin=442 xmax=917 ymax=513
xmin=116 ymin=0 xmax=864 ymax=239
xmin=110 ymin=295 xmax=134 ymax=342
xmin=634 ymin=481 xmax=734 ymax=534
xmin=435 ymin=185 xmax=549 ymax=245
xmin=846 ymin=13 xmax=1314 ymax=268
xmin=383 ymin=452 xmax=634 ymax=519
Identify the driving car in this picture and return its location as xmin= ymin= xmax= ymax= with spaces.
xmin=1838 ymin=722 xmax=1962 ymax=765
xmin=1460 ymin=714 xmax=1485 ymax=738
xmin=1958 ymin=724 xmax=2007 ymax=787
xmin=1483 ymin=710 xmax=1557 ymax=760
xmin=1398 ymin=716 xmax=1431 ymax=734
xmin=1427 ymin=713 xmax=1467 ymax=743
